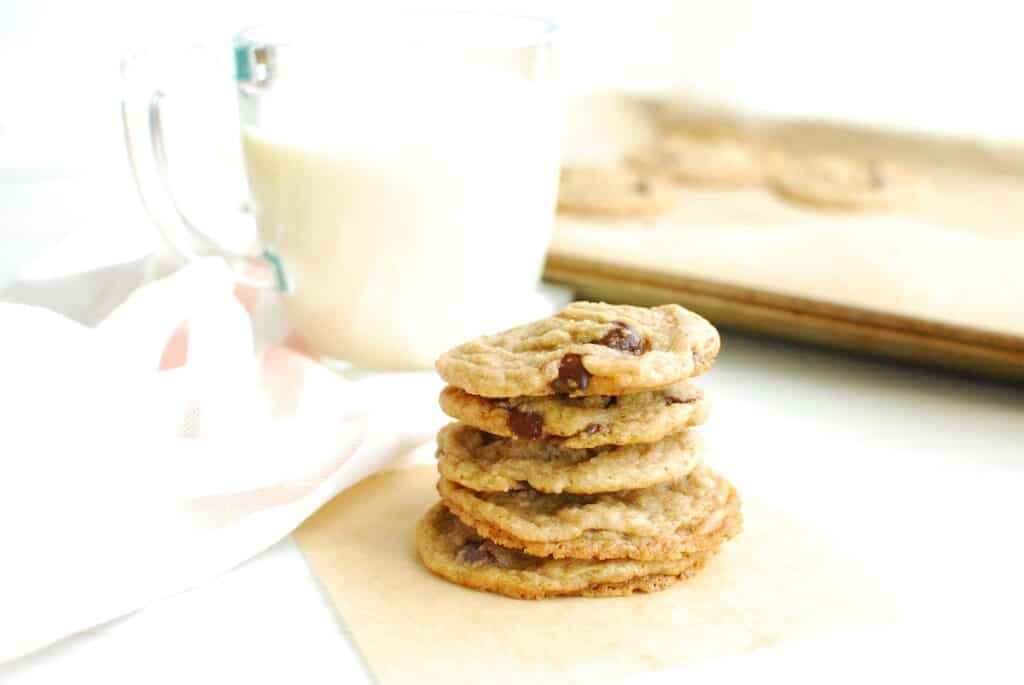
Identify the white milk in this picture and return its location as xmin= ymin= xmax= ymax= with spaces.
xmin=242 ymin=63 xmax=559 ymax=368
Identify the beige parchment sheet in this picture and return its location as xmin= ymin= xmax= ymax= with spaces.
xmin=295 ymin=465 xmax=899 ymax=684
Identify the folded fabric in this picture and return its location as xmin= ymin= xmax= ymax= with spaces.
xmin=0 ymin=258 xmax=444 ymax=661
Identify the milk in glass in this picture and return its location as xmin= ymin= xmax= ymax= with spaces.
xmin=242 ymin=61 xmax=559 ymax=368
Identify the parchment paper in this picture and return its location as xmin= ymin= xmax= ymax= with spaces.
xmin=554 ymin=96 xmax=1024 ymax=339
xmin=295 ymin=465 xmax=899 ymax=684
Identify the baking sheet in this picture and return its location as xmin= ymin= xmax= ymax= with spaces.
xmin=295 ymin=465 xmax=898 ymax=684
xmin=548 ymin=96 xmax=1024 ymax=381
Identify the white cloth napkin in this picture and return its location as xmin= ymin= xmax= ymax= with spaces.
xmin=0 ymin=252 xmax=447 ymax=661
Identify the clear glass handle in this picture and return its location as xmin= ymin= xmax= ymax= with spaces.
xmin=120 ymin=49 xmax=279 ymax=290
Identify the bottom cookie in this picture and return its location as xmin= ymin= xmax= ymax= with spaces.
xmin=416 ymin=503 xmax=714 ymax=599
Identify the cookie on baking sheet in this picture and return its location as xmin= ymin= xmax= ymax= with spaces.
xmin=435 ymin=302 xmax=720 ymax=399
xmin=769 ymin=154 xmax=924 ymax=210
xmin=557 ymin=163 xmax=679 ymax=218
xmin=416 ymin=503 xmax=714 ymax=599
xmin=439 ymin=380 xmax=709 ymax=448
xmin=438 ymin=463 xmax=741 ymax=561
xmin=436 ymin=422 xmax=704 ymax=494
xmin=629 ymin=130 xmax=765 ymax=186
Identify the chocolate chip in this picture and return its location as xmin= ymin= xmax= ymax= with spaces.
xmin=603 ymin=396 xmax=618 ymax=409
xmin=867 ymin=160 xmax=885 ymax=189
xmin=594 ymin=321 xmax=649 ymax=355
xmin=507 ymin=408 xmax=544 ymax=440
xmin=665 ymin=396 xmax=696 ymax=406
xmin=458 ymin=543 xmax=496 ymax=565
xmin=550 ymin=353 xmax=590 ymax=394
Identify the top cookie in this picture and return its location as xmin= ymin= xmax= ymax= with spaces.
xmin=435 ymin=302 xmax=720 ymax=398
xmin=770 ymin=154 xmax=924 ymax=210
xmin=629 ymin=131 xmax=765 ymax=186
xmin=557 ymin=163 xmax=679 ymax=219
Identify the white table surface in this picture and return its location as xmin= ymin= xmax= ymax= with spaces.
xmin=0 ymin=334 xmax=1019 ymax=683
xmin=1 ymin=168 xmax=1022 ymax=683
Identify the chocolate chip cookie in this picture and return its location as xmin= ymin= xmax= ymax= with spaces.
xmin=629 ymin=131 xmax=765 ymax=186
xmin=438 ymin=463 xmax=741 ymax=560
xmin=436 ymin=422 xmax=704 ymax=494
xmin=770 ymin=154 xmax=924 ymax=210
xmin=557 ymin=163 xmax=679 ymax=218
xmin=439 ymin=380 xmax=708 ymax=448
xmin=435 ymin=302 xmax=720 ymax=398
xmin=417 ymin=503 xmax=713 ymax=599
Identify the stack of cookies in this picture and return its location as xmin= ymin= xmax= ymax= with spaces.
xmin=417 ymin=301 xmax=742 ymax=599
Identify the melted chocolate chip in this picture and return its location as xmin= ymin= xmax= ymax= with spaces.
xmin=550 ymin=353 xmax=590 ymax=394
xmin=603 ymin=396 xmax=618 ymax=409
xmin=458 ymin=543 xmax=496 ymax=565
xmin=507 ymin=408 xmax=544 ymax=440
xmin=665 ymin=395 xmax=696 ymax=406
xmin=867 ymin=160 xmax=885 ymax=189
xmin=594 ymin=321 xmax=649 ymax=355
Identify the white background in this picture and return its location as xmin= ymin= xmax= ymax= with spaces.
xmin=5 ymin=0 xmax=1024 ymax=280
xmin=4 ymin=0 xmax=1024 ymax=168
xmin=5 ymin=0 xmax=1024 ymax=277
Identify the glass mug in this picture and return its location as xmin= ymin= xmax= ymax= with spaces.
xmin=122 ymin=11 xmax=559 ymax=369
